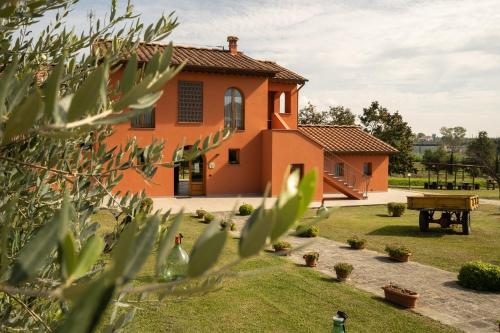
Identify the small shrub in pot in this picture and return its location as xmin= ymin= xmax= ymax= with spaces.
xmin=334 ymin=262 xmax=353 ymax=281
xmin=239 ymin=203 xmax=254 ymax=216
xmin=457 ymin=261 xmax=500 ymax=292
xmin=347 ymin=236 xmax=366 ymax=250
xmin=196 ymin=209 xmax=207 ymax=218
xmin=303 ymin=251 xmax=319 ymax=267
xmin=296 ymin=224 xmax=319 ymax=238
xmin=382 ymin=283 xmax=419 ymax=308
xmin=385 ymin=244 xmax=412 ymax=262
xmin=220 ymin=218 xmax=236 ymax=231
xmin=387 ymin=202 xmax=406 ymax=217
xmin=203 ymin=213 xmax=215 ymax=223
xmin=272 ymin=241 xmax=292 ymax=255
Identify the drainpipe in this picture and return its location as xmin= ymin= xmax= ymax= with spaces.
xmin=297 ymin=82 xmax=306 ymax=128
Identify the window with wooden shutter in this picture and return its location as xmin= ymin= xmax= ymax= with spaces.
xmin=178 ymin=81 xmax=203 ymax=122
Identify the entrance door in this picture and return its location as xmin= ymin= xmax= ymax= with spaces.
xmin=190 ymin=155 xmax=205 ymax=196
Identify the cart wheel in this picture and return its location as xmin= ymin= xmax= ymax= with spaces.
xmin=462 ymin=211 xmax=471 ymax=235
xmin=419 ymin=211 xmax=429 ymax=232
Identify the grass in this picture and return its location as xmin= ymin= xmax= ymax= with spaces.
xmin=310 ymin=204 xmax=500 ymax=272
xmin=94 ymin=211 xmax=459 ymax=333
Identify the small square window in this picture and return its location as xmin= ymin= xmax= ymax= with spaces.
xmin=363 ymin=162 xmax=372 ymax=176
xmin=228 ymin=149 xmax=240 ymax=164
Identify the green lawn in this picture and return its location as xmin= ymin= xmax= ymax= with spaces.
xmin=94 ymin=211 xmax=459 ymax=333
xmin=311 ymin=204 xmax=500 ymax=272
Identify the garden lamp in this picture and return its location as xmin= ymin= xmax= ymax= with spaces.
xmin=332 ymin=311 xmax=348 ymax=333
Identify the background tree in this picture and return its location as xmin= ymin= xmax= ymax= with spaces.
xmin=359 ymin=101 xmax=415 ymax=175
xmin=299 ymin=103 xmax=355 ymax=125
xmin=298 ymin=102 xmax=326 ymax=125
xmin=440 ymin=126 xmax=467 ymax=152
xmin=0 ymin=1 xmax=319 ymax=332
xmin=466 ymin=131 xmax=499 ymax=197
xmin=325 ymin=106 xmax=356 ymax=125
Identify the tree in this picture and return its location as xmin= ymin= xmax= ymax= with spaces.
xmin=299 ymin=103 xmax=355 ymax=125
xmin=359 ymin=101 xmax=415 ymax=174
xmin=440 ymin=126 xmax=467 ymax=152
xmin=326 ymin=106 xmax=356 ymax=125
xmin=298 ymin=102 xmax=326 ymax=125
xmin=466 ymin=131 xmax=499 ymax=198
xmin=0 ymin=1 xmax=318 ymax=332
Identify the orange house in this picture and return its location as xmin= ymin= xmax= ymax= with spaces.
xmin=103 ymin=37 xmax=397 ymax=201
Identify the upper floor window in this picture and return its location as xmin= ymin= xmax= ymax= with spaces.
xmin=224 ymin=88 xmax=244 ymax=130
xmin=363 ymin=162 xmax=372 ymax=176
xmin=178 ymin=81 xmax=203 ymax=123
xmin=279 ymin=92 xmax=286 ymax=114
xmin=131 ymin=107 xmax=155 ymax=128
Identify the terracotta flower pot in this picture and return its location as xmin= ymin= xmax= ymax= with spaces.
xmin=390 ymin=253 xmax=411 ymax=262
xmin=274 ymin=248 xmax=290 ymax=256
xmin=350 ymin=243 xmax=365 ymax=250
xmin=335 ymin=270 xmax=350 ymax=281
xmin=303 ymin=256 xmax=318 ymax=267
xmin=382 ymin=285 xmax=419 ymax=308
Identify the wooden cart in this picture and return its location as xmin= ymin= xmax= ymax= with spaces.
xmin=406 ymin=195 xmax=480 ymax=235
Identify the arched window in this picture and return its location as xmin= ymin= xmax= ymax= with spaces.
xmin=279 ymin=92 xmax=286 ymax=114
xmin=224 ymin=88 xmax=244 ymax=130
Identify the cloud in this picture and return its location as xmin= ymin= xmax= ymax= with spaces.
xmin=33 ymin=0 xmax=500 ymax=135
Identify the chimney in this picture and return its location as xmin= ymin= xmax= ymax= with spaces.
xmin=227 ymin=36 xmax=239 ymax=55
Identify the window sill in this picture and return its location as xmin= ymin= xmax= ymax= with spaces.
xmin=130 ymin=127 xmax=155 ymax=131
xmin=277 ymin=112 xmax=292 ymax=116
xmin=177 ymin=122 xmax=203 ymax=125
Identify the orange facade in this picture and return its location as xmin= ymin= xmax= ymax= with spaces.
xmin=106 ymin=69 xmax=327 ymax=199
xmin=105 ymin=39 xmax=393 ymax=201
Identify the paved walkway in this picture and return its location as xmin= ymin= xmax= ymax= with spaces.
xmin=229 ymin=216 xmax=500 ymax=333
xmin=152 ymin=189 xmax=419 ymax=213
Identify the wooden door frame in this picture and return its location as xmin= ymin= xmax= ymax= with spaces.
xmin=189 ymin=154 xmax=206 ymax=196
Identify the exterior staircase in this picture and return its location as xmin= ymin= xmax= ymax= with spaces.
xmin=323 ymin=151 xmax=370 ymax=200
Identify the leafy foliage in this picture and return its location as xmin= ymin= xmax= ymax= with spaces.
xmin=467 ymin=131 xmax=500 ymax=197
xmin=334 ymin=262 xmax=353 ymax=275
xmin=385 ymin=244 xmax=412 ymax=257
xmin=440 ymin=127 xmax=466 ymax=152
xmin=0 ymin=1 xmax=320 ymax=332
xmin=387 ymin=202 xmax=406 ymax=217
xmin=457 ymin=261 xmax=500 ymax=292
xmin=238 ymin=203 xmax=254 ymax=216
xmin=359 ymin=101 xmax=415 ymax=174
xmin=296 ymin=224 xmax=319 ymax=238
xmin=272 ymin=241 xmax=292 ymax=251
xmin=299 ymin=102 xmax=356 ymax=125
xmin=347 ymin=236 xmax=366 ymax=249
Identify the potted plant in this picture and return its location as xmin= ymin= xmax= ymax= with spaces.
xmin=347 ymin=236 xmax=366 ymax=250
xmin=239 ymin=203 xmax=254 ymax=216
xmin=296 ymin=224 xmax=319 ymax=238
xmin=496 ymin=319 xmax=499 ymax=332
xmin=387 ymin=202 xmax=406 ymax=217
xmin=272 ymin=241 xmax=292 ymax=255
xmin=220 ymin=218 xmax=236 ymax=231
xmin=382 ymin=283 xmax=419 ymax=308
xmin=303 ymin=252 xmax=319 ymax=267
xmin=196 ymin=209 xmax=206 ymax=219
xmin=385 ymin=244 xmax=412 ymax=262
xmin=334 ymin=263 xmax=353 ymax=281
xmin=203 ymin=213 xmax=215 ymax=223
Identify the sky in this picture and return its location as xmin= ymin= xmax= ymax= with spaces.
xmin=51 ymin=0 xmax=500 ymax=136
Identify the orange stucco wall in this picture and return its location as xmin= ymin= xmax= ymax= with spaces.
xmin=323 ymin=154 xmax=389 ymax=193
xmin=262 ymin=130 xmax=324 ymax=201
xmin=107 ymin=70 xmax=270 ymax=196
xmin=106 ymin=69 xmax=323 ymax=198
xmin=269 ymin=82 xmax=299 ymax=129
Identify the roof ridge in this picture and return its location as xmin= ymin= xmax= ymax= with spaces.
xmin=298 ymin=124 xmax=361 ymax=128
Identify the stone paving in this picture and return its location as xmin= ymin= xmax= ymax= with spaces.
xmin=229 ymin=215 xmax=500 ymax=333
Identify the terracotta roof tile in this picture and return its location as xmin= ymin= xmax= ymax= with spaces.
xmin=298 ymin=125 xmax=398 ymax=154
xmin=95 ymin=40 xmax=306 ymax=83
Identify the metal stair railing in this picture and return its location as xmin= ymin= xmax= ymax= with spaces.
xmin=323 ymin=150 xmax=371 ymax=198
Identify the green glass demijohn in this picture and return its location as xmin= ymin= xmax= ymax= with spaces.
xmin=332 ymin=311 xmax=348 ymax=333
xmin=163 ymin=233 xmax=189 ymax=281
